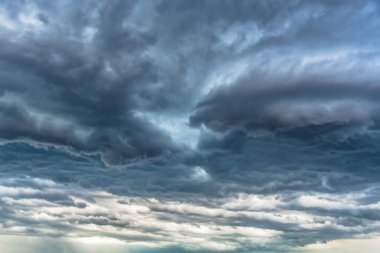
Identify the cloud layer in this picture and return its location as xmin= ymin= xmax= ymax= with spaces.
xmin=1 ymin=176 xmax=379 ymax=252
xmin=0 ymin=0 xmax=380 ymax=252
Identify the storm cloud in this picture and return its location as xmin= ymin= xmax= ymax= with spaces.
xmin=0 ymin=0 xmax=380 ymax=252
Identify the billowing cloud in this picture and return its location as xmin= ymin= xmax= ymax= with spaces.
xmin=0 ymin=0 xmax=380 ymax=252
xmin=0 ymin=0 xmax=179 ymax=165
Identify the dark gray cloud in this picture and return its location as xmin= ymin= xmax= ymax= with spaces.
xmin=0 ymin=0 xmax=179 ymax=165
xmin=1 ymin=0 xmax=380 ymax=252
xmin=188 ymin=0 xmax=380 ymax=140
xmin=190 ymin=76 xmax=380 ymax=133
xmin=1 ymin=0 xmax=377 ymax=164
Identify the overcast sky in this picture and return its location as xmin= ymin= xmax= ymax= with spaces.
xmin=0 ymin=0 xmax=380 ymax=252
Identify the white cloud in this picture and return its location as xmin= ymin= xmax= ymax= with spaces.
xmin=0 ymin=8 xmax=17 ymax=30
xmin=191 ymin=166 xmax=210 ymax=182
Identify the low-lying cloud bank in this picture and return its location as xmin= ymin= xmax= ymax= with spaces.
xmin=0 ymin=176 xmax=379 ymax=252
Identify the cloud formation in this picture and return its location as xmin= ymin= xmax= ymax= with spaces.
xmin=0 ymin=0 xmax=380 ymax=252
xmin=0 ymin=176 xmax=379 ymax=252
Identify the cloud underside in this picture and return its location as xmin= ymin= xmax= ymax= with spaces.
xmin=0 ymin=0 xmax=379 ymax=165
xmin=0 ymin=0 xmax=380 ymax=252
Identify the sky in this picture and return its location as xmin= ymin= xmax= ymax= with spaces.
xmin=0 ymin=0 xmax=380 ymax=252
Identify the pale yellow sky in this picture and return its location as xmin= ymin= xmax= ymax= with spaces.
xmin=1 ymin=234 xmax=380 ymax=253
